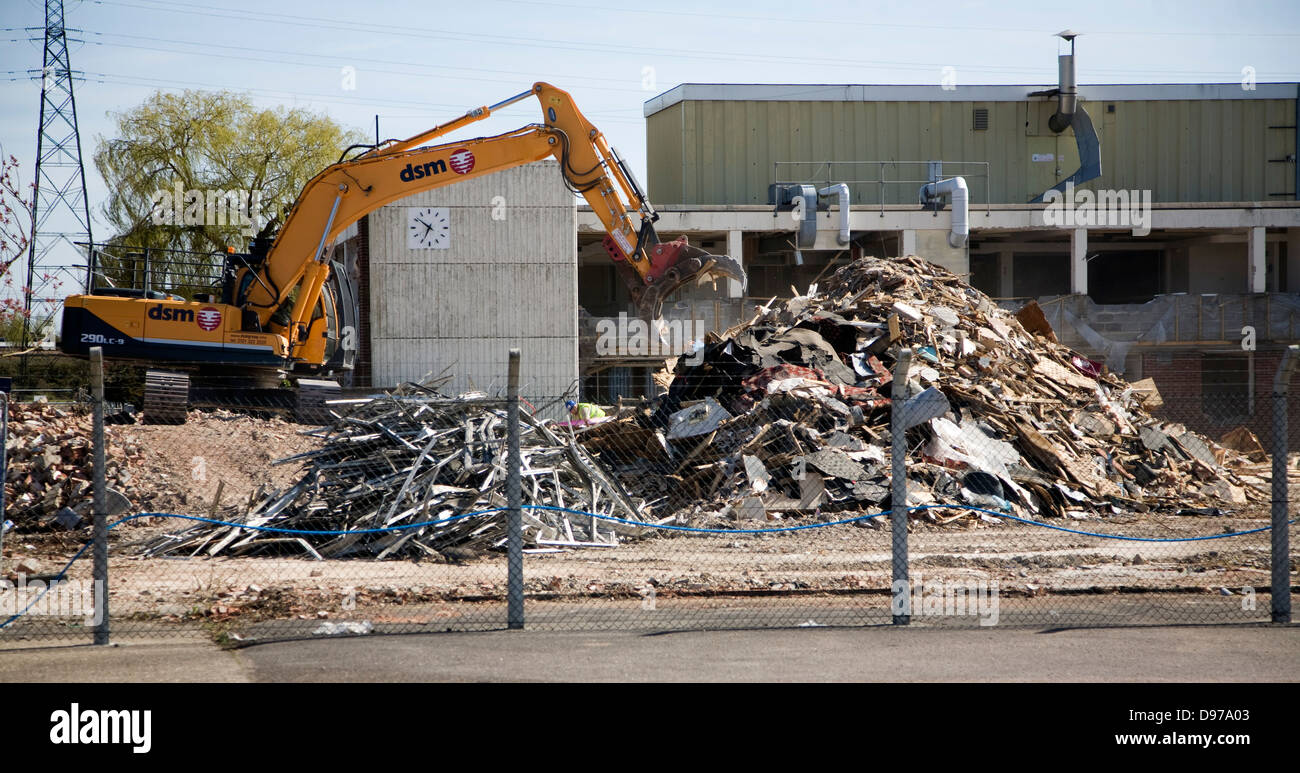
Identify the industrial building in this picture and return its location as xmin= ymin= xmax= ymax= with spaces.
xmin=575 ymin=74 xmax=1300 ymax=446
xmin=332 ymin=62 xmax=1300 ymax=445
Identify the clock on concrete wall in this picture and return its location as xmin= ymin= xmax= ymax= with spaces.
xmin=406 ymin=206 xmax=450 ymax=250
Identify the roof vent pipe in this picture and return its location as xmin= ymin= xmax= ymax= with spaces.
xmin=817 ymin=184 xmax=851 ymax=246
xmin=1048 ymin=31 xmax=1078 ymax=133
xmin=918 ymin=177 xmax=969 ymax=248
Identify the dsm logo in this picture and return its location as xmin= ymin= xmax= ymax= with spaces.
xmin=147 ymin=304 xmax=222 ymax=332
xmin=449 ymin=148 xmax=475 ymax=174
xmin=147 ymin=305 xmax=193 ymax=323
xmin=196 ymin=307 xmax=221 ymax=332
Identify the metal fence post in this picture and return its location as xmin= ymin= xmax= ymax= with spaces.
xmin=1271 ymin=345 xmax=1297 ymax=623
xmin=506 ymin=348 xmax=524 ymax=629
xmin=891 ymin=348 xmax=913 ymax=625
xmin=90 ymin=347 xmax=109 ymax=645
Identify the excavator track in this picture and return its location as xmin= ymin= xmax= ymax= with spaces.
xmin=142 ymin=370 xmax=190 ymax=424
xmin=294 ymin=379 xmax=342 ymax=425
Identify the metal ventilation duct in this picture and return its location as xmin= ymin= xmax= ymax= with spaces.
xmin=919 ymin=177 xmax=969 ymax=248
xmin=1048 ymin=51 xmax=1078 ymax=133
xmin=818 ymin=184 xmax=851 ymax=246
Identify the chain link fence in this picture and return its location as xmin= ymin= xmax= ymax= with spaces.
xmin=2 ymin=257 xmax=1296 ymax=644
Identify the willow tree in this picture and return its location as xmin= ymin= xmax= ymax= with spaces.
xmin=93 ymin=90 xmax=364 ymax=296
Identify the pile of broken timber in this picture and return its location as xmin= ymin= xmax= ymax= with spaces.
xmin=140 ymin=382 xmax=653 ymax=560
xmin=577 ymin=255 xmax=1269 ymax=523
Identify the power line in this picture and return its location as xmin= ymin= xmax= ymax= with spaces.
xmin=84 ymin=0 xmax=1298 ymax=79
xmin=81 ymin=34 xmax=652 ymax=97
xmin=75 ymin=70 xmax=646 ymax=124
xmin=84 ymin=30 xmax=644 ymax=88
xmin=488 ymin=0 xmax=1300 ymax=38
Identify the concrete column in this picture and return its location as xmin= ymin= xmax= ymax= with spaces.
xmin=997 ymin=250 xmax=1014 ymax=298
xmin=901 ymin=229 xmax=917 ymax=258
xmin=1288 ymin=228 xmax=1300 ymax=293
xmin=1248 ymin=226 xmax=1266 ymax=293
xmin=1070 ymin=228 xmax=1088 ymax=296
xmin=726 ymin=229 xmax=744 ymax=299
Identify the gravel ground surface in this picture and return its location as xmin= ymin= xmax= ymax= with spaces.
xmin=3 ymin=510 xmax=1289 ymax=641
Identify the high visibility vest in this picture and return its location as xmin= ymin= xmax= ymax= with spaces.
xmin=573 ymin=403 xmax=606 ymax=420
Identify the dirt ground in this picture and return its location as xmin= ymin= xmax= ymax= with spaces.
xmin=105 ymin=410 xmax=320 ymax=514
xmin=2 ymin=509 xmax=1287 ymax=639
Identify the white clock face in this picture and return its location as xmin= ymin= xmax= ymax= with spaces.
xmin=407 ymin=206 xmax=450 ymax=250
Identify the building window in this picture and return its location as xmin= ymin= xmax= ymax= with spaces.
xmin=972 ymin=108 xmax=989 ymax=131
xmin=583 ymin=365 xmax=654 ymax=403
xmin=1201 ymin=354 xmax=1251 ymax=422
xmin=1087 ymin=250 xmax=1163 ymax=304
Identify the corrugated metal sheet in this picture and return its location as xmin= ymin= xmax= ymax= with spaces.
xmin=647 ymin=95 xmax=1297 ymax=205
xmin=368 ymin=160 xmax=577 ymax=406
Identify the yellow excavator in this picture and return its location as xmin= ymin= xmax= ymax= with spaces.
xmin=60 ymin=83 xmax=744 ymax=423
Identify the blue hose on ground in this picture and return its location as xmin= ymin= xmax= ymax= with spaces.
xmin=1 ymin=504 xmax=1292 ymax=629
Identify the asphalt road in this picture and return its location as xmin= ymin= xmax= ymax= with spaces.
xmin=1 ymin=624 xmax=1296 ymax=682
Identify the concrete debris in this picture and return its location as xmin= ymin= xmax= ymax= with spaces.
xmin=666 ymin=397 xmax=732 ymax=439
xmin=14 ymin=557 xmax=43 ymax=574
xmin=50 ymin=507 xmax=82 ymax=530
xmin=138 ymin=380 xmax=653 ymax=560
xmin=3 ymin=404 xmax=108 ymax=527
xmin=4 ymin=403 xmax=311 ymax=531
xmin=1218 ymin=426 xmax=1266 ymax=462
xmin=574 ymin=255 xmax=1268 ymax=524
xmin=1127 ymin=378 xmax=1163 ymax=410
xmin=312 ymin=621 xmax=374 ymax=636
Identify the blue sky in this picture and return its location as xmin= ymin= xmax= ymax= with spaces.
xmin=2 ymin=0 xmax=1299 ymax=254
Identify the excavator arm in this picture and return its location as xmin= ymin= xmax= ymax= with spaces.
xmin=238 ymin=82 xmax=744 ymax=359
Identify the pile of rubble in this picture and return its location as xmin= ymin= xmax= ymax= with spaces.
xmin=3 ymin=403 xmax=306 ymax=530
xmin=579 ymin=255 xmax=1269 ymax=522
xmin=3 ymin=403 xmax=130 ymax=529
xmin=140 ymin=382 xmax=655 ymax=560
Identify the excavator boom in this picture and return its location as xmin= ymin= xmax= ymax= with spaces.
xmin=238 ymin=82 xmax=743 ymax=344
xmin=61 ymin=83 xmax=743 ymax=423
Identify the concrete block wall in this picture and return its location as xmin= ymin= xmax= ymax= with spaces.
xmin=364 ymin=160 xmax=578 ymax=418
xmin=914 ymin=228 xmax=969 ymax=277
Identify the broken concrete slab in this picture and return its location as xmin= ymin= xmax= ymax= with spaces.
xmin=666 ymin=397 xmax=732 ymax=439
